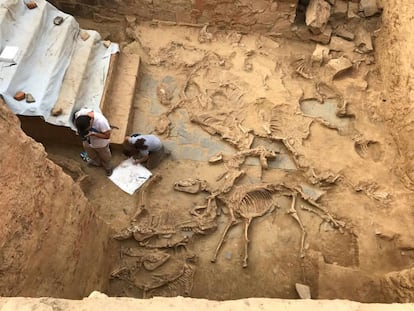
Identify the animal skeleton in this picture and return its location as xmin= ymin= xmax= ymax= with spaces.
xmin=210 ymin=183 xmax=343 ymax=267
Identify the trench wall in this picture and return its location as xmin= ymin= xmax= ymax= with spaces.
xmin=0 ymin=98 xmax=116 ymax=298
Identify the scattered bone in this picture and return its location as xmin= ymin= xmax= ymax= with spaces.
xmin=154 ymin=113 xmax=171 ymax=136
xmin=354 ymin=180 xmax=391 ymax=204
xmin=190 ymin=112 xmax=254 ymax=150
xmin=208 ymin=153 xmax=223 ymax=164
xmin=139 ymin=235 xmax=189 ymax=249
xmin=353 ymin=136 xmax=379 ymax=159
xmin=308 ymin=168 xmax=341 ymax=187
xmin=225 ymin=146 xmax=277 ymax=170
xmin=244 ymin=57 xmax=253 ymax=72
xmin=147 ymin=262 xmax=195 ymax=298
xmin=174 ymin=178 xmax=209 ymax=194
xmin=226 ymin=32 xmax=243 ymax=44
xmin=293 ymin=56 xmax=313 ymax=79
xmin=305 ymin=0 xmax=332 ymax=35
xmin=156 ymin=83 xmax=173 ymax=106
xmin=178 ymin=198 xmax=218 ymax=235
xmin=134 ymin=174 xmax=162 ymax=220
xmin=287 ymin=194 xmax=307 ymax=258
xmin=110 ymin=266 xmax=128 ymax=279
xmin=198 ymin=25 xmax=213 ymax=43
xmin=311 ymin=44 xmax=330 ymax=66
xmin=122 ymin=247 xmax=171 ymax=271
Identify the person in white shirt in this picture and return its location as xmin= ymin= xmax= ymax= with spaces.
xmin=122 ymin=133 xmax=168 ymax=169
xmin=74 ymin=108 xmax=113 ymax=176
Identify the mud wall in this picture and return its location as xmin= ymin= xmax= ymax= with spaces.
xmin=0 ymin=99 xmax=116 ymax=298
xmin=49 ymin=0 xmax=297 ymax=34
xmin=375 ymin=0 xmax=414 ymax=188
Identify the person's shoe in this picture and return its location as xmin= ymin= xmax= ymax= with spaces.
xmin=106 ymin=168 xmax=113 ymax=176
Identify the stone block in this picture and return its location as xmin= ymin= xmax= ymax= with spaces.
xmin=355 ymin=27 xmax=373 ymax=53
xmin=331 ymin=0 xmax=348 ymax=20
xmin=306 ymin=0 xmax=331 ymax=35
xmin=311 ymin=44 xmax=330 ymax=65
xmin=329 ymin=36 xmax=355 ymax=52
xmin=325 ymin=56 xmax=353 ymax=80
xmin=360 ymin=0 xmax=379 ymax=17
xmin=347 ymin=2 xmax=360 ymax=20
xmin=334 ymin=25 xmax=355 ymax=41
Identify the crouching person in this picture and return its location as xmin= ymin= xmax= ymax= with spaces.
xmin=74 ymin=108 xmax=113 ymax=176
xmin=123 ymin=134 xmax=167 ymax=169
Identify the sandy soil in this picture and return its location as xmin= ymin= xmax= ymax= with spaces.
xmin=35 ymin=5 xmax=411 ymax=301
xmin=9 ymin=0 xmax=411 ymax=303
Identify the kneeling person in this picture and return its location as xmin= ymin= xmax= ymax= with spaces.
xmin=123 ymin=134 xmax=166 ymax=169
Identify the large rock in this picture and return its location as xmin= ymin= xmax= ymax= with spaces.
xmin=329 ymin=36 xmax=355 ymax=52
xmin=331 ymin=0 xmax=348 ymax=20
xmin=324 ymin=56 xmax=353 ymax=80
xmin=360 ymin=0 xmax=380 ymax=17
xmin=306 ymin=0 xmax=332 ymax=34
xmin=355 ymin=27 xmax=374 ymax=53
xmin=382 ymin=268 xmax=414 ymax=302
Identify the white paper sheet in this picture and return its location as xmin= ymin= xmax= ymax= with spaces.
xmin=108 ymin=158 xmax=152 ymax=195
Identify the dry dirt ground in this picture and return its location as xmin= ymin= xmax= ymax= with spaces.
xmin=41 ymin=5 xmax=414 ymax=302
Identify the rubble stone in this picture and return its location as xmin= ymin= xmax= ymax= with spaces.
xmin=331 ymin=0 xmax=348 ymax=20
xmin=325 ymin=56 xmax=353 ymax=80
xmin=13 ymin=91 xmax=25 ymax=101
xmin=334 ymin=25 xmax=355 ymax=41
xmin=347 ymin=2 xmax=360 ymax=20
xmin=306 ymin=0 xmax=331 ymax=35
xmin=329 ymin=36 xmax=355 ymax=52
xmin=355 ymin=27 xmax=373 ymax=53
xmin=311 ymin=44 xmax=330 ymax=65
xmin=360 ymin=0 xmax=379 ymax=17
xmin=25 ymin=93 xmax=35 ymax=103
xmin=296 ymin=283 xmax=312 ymax=299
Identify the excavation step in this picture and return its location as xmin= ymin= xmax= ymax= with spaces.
xmin=101 ymin=53 xmax=140 ymax=145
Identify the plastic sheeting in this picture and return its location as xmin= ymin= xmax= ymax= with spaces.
xmin=0 ymin=0 xmax=119 ymax=129
xmin=109 ymin=158 xmax=152 ymax=195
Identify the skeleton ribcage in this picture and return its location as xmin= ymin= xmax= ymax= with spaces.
xmin=233 ymin=187 xmax=275 ymax=219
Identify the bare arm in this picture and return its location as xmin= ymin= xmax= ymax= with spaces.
xmin=133 ymin=154 xmax=149 ymax=164
xmin=87 ymin=129 xmax=111 ymax=139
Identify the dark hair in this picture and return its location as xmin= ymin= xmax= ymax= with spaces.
xmin=75 ymin=115 xmax=91 ymax=137
xmin=134 ymin=138 xmax=148 ymax=150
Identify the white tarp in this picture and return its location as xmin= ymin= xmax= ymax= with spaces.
xmin=109 ymin=158 xmax=152 ymax=195
xmin=0 ymin=0 xmax=119 ymax=128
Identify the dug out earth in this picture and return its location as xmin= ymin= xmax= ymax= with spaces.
xmin=1 ymin=0 xmax=414 ymax=304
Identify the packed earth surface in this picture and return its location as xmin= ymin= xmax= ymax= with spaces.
xmin=2 ymin=0 xmax=414 ymax=304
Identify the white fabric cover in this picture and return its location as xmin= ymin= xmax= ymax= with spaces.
xmin=0 ymin=0 xmax=119 ymax=128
